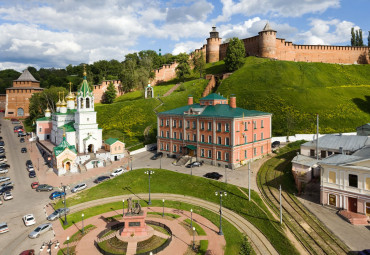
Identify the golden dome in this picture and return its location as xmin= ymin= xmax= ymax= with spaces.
xmin=56 ymin=99 xmax=62 ymax=107
xmin=45 ymin=107 xmax=51 ymax=113
xmin=65 ymin=92 xmax=75 ymax=101
xmin=61 ymin=99 xmax=67 ymax=107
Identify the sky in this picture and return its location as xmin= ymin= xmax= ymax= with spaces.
xmin=0 ymin=0 xmax=369 ymax=71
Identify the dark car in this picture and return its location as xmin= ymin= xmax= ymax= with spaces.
xmin=0 ymin=163 xmax=10 ymax=169
xmin=0 ymin=185 xmax=14 ymax=195
xmin=150 ymin=152 xmax=163 ymax=160
xmin=0 ymin=149 xmax=5 ymax=154
xmin=94 ymin=176 xmax=110 ymax=184
xmin=358 ymin=250 xmax=370 ymax=255
xmin=49 ymin=191 xmax=66 ymax=200
xmin=20 ymin=138 xmax=25 ymax=143
xmin=203 ymin=172 xmax=223 ymax=180
xmin=29 ymin=171 xmax=36 ymax=178
xmin=148 ymin=145 xmax=157 ymax=151
xmin=0 ymin=141 xmax=4 ymax=146
xmin=26 ymin=160 xmax=33 ymax=167
xmin=21 ymin=147 xmax=27 ymax=153
xmin=18 ymin=132 xmax=26 ymax=137
xmin=271 ymin=141 xmax=281 ymax=148
xmin=36 ymin=184 xmax=53 ymax=192
xmin=0 ymin=137 xmax=3 ymax=140
xmin=186 ymin=161 xmax=202 ymax=168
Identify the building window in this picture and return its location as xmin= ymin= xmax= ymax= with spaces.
xmin=366 ymin=178 xmax=370 ymax=190
xmin=208 ymin=150 xmax=212 ymax=158
xmin=166 ymin=143 xmax=169 ymax=151
xmin=310 ymin=149 xmax=315 ymax=157
xmin=161 ymin=131 xmax=164 ymax=137
xmin=187 ymin=120 xmax=190 ymax=128
xmin=244 ymin=122 xmax=248 ymax=131
xmin=161 ymin=119 xmax=163 ymax=126
xmin=244 ymin=136 xmax=247 ymax=144
xmin=180 ymin=146 xmax=183 ymax=153
xmin=187 ymin=134 xmax=190 ymax=141
xmin=39 ymin=128 xmax=42 ymax=132
xmin=192 ymin=121 xmax=196 ymax=129
xmin=244 ymin=150 xmax=247 ymax=159
xmin=225 ymin=152 xmax=229 ymax=161
xmin=254 ymin=134 xmax=257 ymax=142
xmin=217 ymin=136 xmax=222 ymax=145
xmin=261 ymin=146 xmax=263 ymax=154
xmin=348 ymin=174 xmax=358 ymax=188
xmin=201 ymin=122 xmax=204 ymax=130
xmin=217 ymin=123 xmax=222 ymax=132
xmin=225 ymin=123 xmax=230 ymax=132
xmin=225 ymin=137 xmax=230 ymax=146
xmin=173 ymin=132 xmax=177 ymax=139
xmin=261 ymin=120 xmax=264 ymax=128
xmin=201 ymin=149 xmax=205 ymax=157
xmin=173 ymin=120 xmax=176 ymax=128
xmin=329 ymin=171 xmax=336 ymax=184
xmin=253 ymin=121 xmax=257 ymax=129
xmin=261 ymin=132 xmax=264 ymax=140
xmin=208 ymin=135 xmax=212 ymax=143
xmin=329 ymin=194 xmax=336 ymax=206
xmin=201 ymin=135 xmax=205 ymax=142
xmin=166 ymin=120 xmax=169 ymax=127
xmin=166 ymin=131 xmax=169 ymax=138
xmin=173 ymin=145 xmax=177 ymax=152
xmin=217 ymin=151 xmax=221 ymax=160
xmin=161 ymin=143 xmax=164 ymax=150
xmin=254 ymin=147 xmax=257 ymax=156
xmin=208 ymin=122 xmax=212 ymax=130
xmin=179 ymin=120 xmax=183 ymax=128
xmin=179 ymin=132 xmax=183 ymax=140
xmin=193 ymin=134 xmax=196 ymax=141
xmin=366 ymin=202 xmax=370 ymax=216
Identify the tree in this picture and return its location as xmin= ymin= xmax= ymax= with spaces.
xmin=224 ymin=37 xmax=245 ymax=72
xmin=239 ymin=235 xmax=252 ymax=255
xmin=102 ymin=82 xmax=117 ymax=104
xmin=192 ymin=51 xmax=206 ymax=78
xmin=175 ymin=53 xmax=191 ymax=81
xmin=368 ymin=31 xmax=370 ymax=46
xmin=351 ymin=28 xmax=355 ymax=46
xmin=355 ymin=30 xmax=360 ymax=46
xmin=359 ymin=29 xmax=363 ymax=46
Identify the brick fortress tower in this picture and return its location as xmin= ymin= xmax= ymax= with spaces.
xmin=206 ymin=27 xmax=222 ymax=63
xmin=258 ymin=22 xmax=277 ymax=59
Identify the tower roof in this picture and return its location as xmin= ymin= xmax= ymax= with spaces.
xmin=262 ymin=22 xmax=276 ymax=32
xmin=78 ymin=66 xmax=93 ymax=97
xmin=15 ymin=69 xmax=39 ymax=82
xmin=53 ymin=136 xmax=77 ymax=156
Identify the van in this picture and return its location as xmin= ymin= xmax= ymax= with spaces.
xmin=0 ymin=223 xmax=9 ymax=234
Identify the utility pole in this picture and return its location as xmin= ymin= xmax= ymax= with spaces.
xmin=248 ymin=161 xmax=251 ymax=201
xmin=279 ymin=185 xmax=282 ymax=224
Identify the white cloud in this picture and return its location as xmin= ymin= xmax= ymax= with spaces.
xmin=214 ymin=0 xmax=340 ymax=21
xmin=172 ymin=41 xmax=205 ymax=55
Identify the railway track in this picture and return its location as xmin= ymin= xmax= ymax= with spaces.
xmin=257 ymin=151 xmax=350 ymax=255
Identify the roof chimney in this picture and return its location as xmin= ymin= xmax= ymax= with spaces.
xmin=339 ymin=147 xmax=343 ymax=154
xmin=188 ymin=95 xmax=193 ymax=105
xmin=230 ymin=95 xmax=236 ymax=108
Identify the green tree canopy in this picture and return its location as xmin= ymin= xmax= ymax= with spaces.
xmin=192 ymin=51 xmax=206 ymax=78
xmin=224 ymin=37 xmax=245 ymax=72
xmin=175 ymin=53 xmax=191 ymax=81
xmin=102 ymin=82 xmax=117 ymax=104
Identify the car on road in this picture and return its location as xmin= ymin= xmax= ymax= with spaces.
xmin=0 ymin=158 xmax=7 ymax=163
xmin=0 ymin=169 xmax=9 ymax=174
xmin=0 ymin=185 xmax=13 ymax=195
xmin=20 ymin=138 xmax=25 ymax=143
xmin=71 ymin=183 xmax=87 ymax=193
xmin=27 ymin=165 xmax=34 ymax=172
xmin=94 ymin=176 xmax=110 ymax=183
xmin=28 ymin=223 xmax=52 ymax=238
xmin=29 ymin=171 xmax=36 ymax=178
xmin=12 ymin=120 xmax=21 ymax=124
xmin=271 ymin=141 xmax=281 ymax=148
xmin=0 ymin=148 xmax=5 ymax=154
xmin=20 ymin=250 xmax=35 ymax=255
xmin=26 ymin=160 xmax=33 ymax=168
xmin=49 ymin=191 xmax=65 ymax=200
xmin=203 ymin=172 xmax=223 ymax=180
xmin=110 ymin=168 xmax=125 ymax=177
xmin=358 ymin=250 xmax=370 ymax=255
xmin=0 ymin=223 xmax=9 ymax=234
xmin=23 ymin=214 xmax=36 ymax=227
xmin=36 ymin=184 xmax=53 ymax=192
xmin=3 ymin=191 xmax=13 ymax=201
xmin=0 ymin=163 xmax=9 ymax=169
xmin=16 ymin=129 xmax=25 ymax=134
xmin=31 ymin=182 xmax=39 ymax=189
xmin=1 ymin=181 xmax=13 ymax=188
xmin=0 ymin=177 xmax=10 ymax=183
xmin=0 ymin=141 xmax=4 ymax=146
xmin=18 ymin=132 xmax=26 ymax=137
xmin=148 ymin=145 xmax=157 ymax=151
xmin=47 ymin=208 xmax=70 ymax=221
xmin=150 ymin=152 xmax=163 ymax=160
xmin=186 ymin=161 xmax=202 ymax=168
xmin=21 ymin=147 xmax=27 ymax=153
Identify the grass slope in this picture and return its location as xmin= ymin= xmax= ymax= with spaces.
xmin=58 ymin=168 xmax=298 ymax=254
xmin=217 ymin=57 xmax=370 ymax=135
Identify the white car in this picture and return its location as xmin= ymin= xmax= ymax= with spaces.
xmin=3 ymin=192 xmax=13 ymax=201
xmin=0 ymin=169 xmax=8 ymax=174
xmin=71 ymin=183 xmax=87 ymax=193
xmin=23 ymin=214 xmax=36 ymax=227
xmin=0 ymin=177 xmax=10 ymax=183
xmin=110 ymin=168 xmax=125 ymax=177
xmin=27 ymin=166 xmax=34 ymax=172
xmin=0 ymin=223 xmax=9 ymax=234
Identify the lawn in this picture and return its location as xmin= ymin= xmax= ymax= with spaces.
xmin=57 ymin=168 xmax=297 ymax=254
xmin=184 ymin=218 xmax=207 ymax=235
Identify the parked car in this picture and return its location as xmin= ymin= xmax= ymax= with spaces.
xmin=94 ymin=176 xmax=110 ymax=183
xmin=18 ymin=132 xmax=26 ymax=137
xmin=31 ymin=182 xmax=39 ymax=189
xmin=272 ymin=141 xmax=281 ymax=148
xmin=0 ymin=149 xmax=5 ymax=154
xmin=47 ymin=208 xmax=70 ymax=221
xmin=23 ymin=214 xmax=36 ymax=227
xmin=20 ymin=250 xmax=35 ymax=255
xmin=148 ymin=145 xmax=157 ymax=151
xmin=110 ymin=168 xmax=125 ymax=177
xmin=16 ymin=129 xmax=25 ymax=134
xmin=28 ymin=171 xmax=36 ymax=178
xmin=26 ymin=160 xmax=33 ymax=168
xmin=0 ymin=198 xmax=2 ymax=205
xmin=28 ymin=223 xmax=52 ymax=238
xmin=0 ymin=185 xmax=13 ymax=195
xmin=3 ymin=191 xmax=13 ymax=201
xmin=1 ymin=181 xmax=13 ymax=188
xmin=0 ymin=163 xmax=9 ymax=169
xmin=0 ymin=136 xmax=2 ymax=140
xmin=0 ymin=158 xmax=7 ymax=163
xmin=186 ymin=161 xmax=202 ymax=168
xmin=150 ymin=152 xmax=163 ymax=160
xmin=12 ymin=120 xmax=21 ymax=124
xmin=0 ymin=223 xmax=9 ymax=234
xmin=20 ymin=139 xmax=25 ymax=144
xmin=358 ymin=249 xmax=370 ymax=255
xmin=71 ymin=183 xmax=87 ymax=193
xmin=21 ymin=147 xmax=27 ymax=153
xmin=27 ymin=165 xmax=34 ymax=172
xmin=49 ymin=191 xmax=65 ymax=200
xmin=36 ymin=184 xmax=53 ymax=192
xmin=0 ymin=141 xmax=4 ymax=146
xmin=0 ymin=169 xmax=9 ymax=174
xmin=203 ymin=172 xmax=223 ymax=180
xmin=14 ymin=125 xmax=23 ymax=130
xmin=0 ymin=177 xmax=10 ymax=183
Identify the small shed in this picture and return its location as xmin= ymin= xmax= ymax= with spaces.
xmin=104 ymin=138 xmax=125 ymax=161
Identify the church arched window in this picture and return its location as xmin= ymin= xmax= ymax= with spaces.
xmin=86 ymin=98 xmax=90 ymax=108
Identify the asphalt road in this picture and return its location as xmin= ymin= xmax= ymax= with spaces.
xmin=0 ymin=115 xmax=53 ymax=255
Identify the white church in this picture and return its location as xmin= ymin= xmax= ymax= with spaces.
xmin=36 ymin=69 xmax=124 ymax=175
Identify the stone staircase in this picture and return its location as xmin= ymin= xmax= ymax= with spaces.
xmin=338 ymin=210 xmax=369 ymax=225
xmin=78 ymin=164 xmax=87 ymax=173
xmin=163 ymin=83 xmax=181 ymax=97
xmin=174 ymin=156 xmax=191 ymax=166
xmin=126 ymin=242 xmax=137 ymax=255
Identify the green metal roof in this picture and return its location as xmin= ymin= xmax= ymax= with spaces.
xmin=36 ymin=117 xmax=51 ymax=121
xmin=58 ymin=122 xmax=75 ymax=132
xmin=78 ymin=75 xmax=93 ymax=97
xmin=186 ymin=145 xmax=196 ymax=150
xmin=200 ymin=93 xmax=227 ymax=100
xmin=105 ymin=138 xmax=119 ymax=145
xmin=54 ymin=109 xmax=77 ymax=115
xmin=53 ymin=137 xmax=77 ymax=156
xmin=158 ymin=103 xmax=271 ymax=118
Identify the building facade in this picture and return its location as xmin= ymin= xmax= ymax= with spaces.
xmin=5 ymin=69 xmax=43 ymax=118
xmin=157 ymin=94 xmax=272 ymax=169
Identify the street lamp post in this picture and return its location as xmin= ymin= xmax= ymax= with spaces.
xmin=40 ymin=240 xmax=60 ymax=255
xmin=162 ymin=199 xmax=165 ymax=217
xmin=144 ymin=170 xmax=154 ymax=205
xmin=67 ymin=236 xmax=70 ymax=255
xmin=60 ymin=183 xmax=69 ymax=226
xmin=81 ymin=213 xmax=84 ymax=234
xmin=122 ymin=199 xmax=125 ymax=216
xmin=190 ymin=209 xmax=193 ymax=229
xmin=215 ymin=191 xmax=227 ymax=235
xmin=225 ymin=166 xmax=227 ymax=184
xmin=159 ymin=156 xmax=162 ymax=169
xmin=191 ymin=164 xmax=193 ymax=176
xmin=192 ymin=226 xmax=196 ymax=250
xmin=130 ymin=156 xmax=133 ymax=171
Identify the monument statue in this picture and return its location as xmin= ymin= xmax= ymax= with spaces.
xmin=126 ymin=197 xmax=141 ymax=215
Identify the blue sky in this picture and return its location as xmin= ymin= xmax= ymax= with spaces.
xmin=0 ymin=0 xmax=368 ymax=71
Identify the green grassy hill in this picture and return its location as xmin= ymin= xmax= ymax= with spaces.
xmin=217 ymin=57 xmax=370 ymax=135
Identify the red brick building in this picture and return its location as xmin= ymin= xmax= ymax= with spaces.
xmin=157 ymin=93 xmax=272 ymax=169
xmin=5 ymin=69 xmax=43 ymax=118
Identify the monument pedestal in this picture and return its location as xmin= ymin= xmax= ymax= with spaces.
xmin=120 ymin=211 xmax=149 ymax=237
